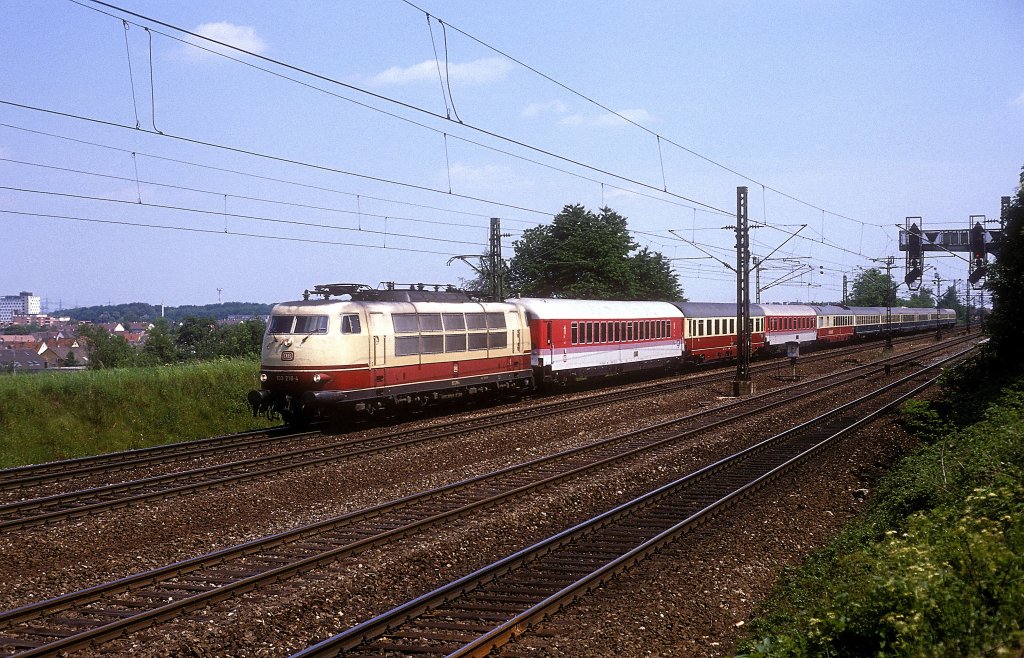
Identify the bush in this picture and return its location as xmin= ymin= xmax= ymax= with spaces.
xmin=736 ymin=379 xmax=1024 ymax=657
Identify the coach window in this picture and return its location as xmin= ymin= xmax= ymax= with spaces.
xmin=586 ymin=322 xmax=593 ymax=344
xmin=341 ymin=314 xmax=362 ymax=334
xmin=600 ymin=322 xmax=607 ymax=343
xmin=571 ymin=321 xmax=579 ymax=345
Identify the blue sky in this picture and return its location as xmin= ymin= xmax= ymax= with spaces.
xmin=1 ymin=0 xmax=1021 ymax=309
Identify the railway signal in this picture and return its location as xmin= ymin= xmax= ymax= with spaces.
xmin=968 ymin=222 xmax=987 ymax=286
xmin=904 ymin=221 xmax=923 ymax=288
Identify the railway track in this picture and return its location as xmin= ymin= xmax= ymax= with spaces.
xmin=0 ymin=338 xmax=976 ymax=656
xmin=294 ymin=347 xmax=973 ymax=657
xmin=0 ymin=334 xmax=957 ymax=532
xmin=0 ymin=330 xmax=934 ymax=496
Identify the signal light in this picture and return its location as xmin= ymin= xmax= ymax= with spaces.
xmin=969 ymin=267 xmax=986 ymax=285
xmin=905 ymin=266 xmax=922 ymax=286
xmin=907 ymin=223 xmax=922 ymax=259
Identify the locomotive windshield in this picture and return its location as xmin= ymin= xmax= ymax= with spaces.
xmin=268 ymin=314 xmax=329 ymax=334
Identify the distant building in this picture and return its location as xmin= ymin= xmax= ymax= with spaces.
xmin=0 ymin=291 xmax=41 ymax=323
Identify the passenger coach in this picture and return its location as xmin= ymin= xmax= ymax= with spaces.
xmin=510 ymin=298 xmax=684 ymax=384
xmin=672 ymin=301 xmax=765 ymax=362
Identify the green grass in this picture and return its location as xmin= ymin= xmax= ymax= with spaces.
xmin=0 ymin=360 xmax=276 ymax=468
xmin=735 ymin=377 xmax=1024 ymax=657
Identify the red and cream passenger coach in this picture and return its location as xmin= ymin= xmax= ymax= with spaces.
xmin=510 ymin=298 xmax=685 ymax=383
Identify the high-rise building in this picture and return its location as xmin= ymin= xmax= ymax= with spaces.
xmin=0 ymin=291 xmax=41 ymax=323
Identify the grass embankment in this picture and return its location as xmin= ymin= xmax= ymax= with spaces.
xmin=0 ymin=360 xmax=276 ymax=468
xmin=736 ymin=376 xmax=1024 ymax=657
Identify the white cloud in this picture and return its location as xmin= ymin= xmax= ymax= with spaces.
xmin=181 ymin=22 xmax=267 ymax=59
xmin=369 ymin=56 xmax=513 ymax=86
xmin=521 ymin=100 xmax=569 ymax=118
xmin=1013 ymin=90 xmax=1024 ymax=106
xmin=561 ymin=108 xmax=654 ymax=128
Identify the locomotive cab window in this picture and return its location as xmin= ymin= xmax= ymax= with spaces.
xmin=341 ymin=314 xmax=362 ymax=334
xmin=269 ymin=314 xmax=329 ymax=335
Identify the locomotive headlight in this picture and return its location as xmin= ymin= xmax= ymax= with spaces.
xmin=312 ymin=373 xmax=322 ymax=383
xmin=259 ymin=373 xmax=268 ymax=382
xmin=312 ymin=373 xmax=332 ymax=384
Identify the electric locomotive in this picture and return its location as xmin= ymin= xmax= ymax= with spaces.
xmin=249 ymin=284 xmax=532 ymax=424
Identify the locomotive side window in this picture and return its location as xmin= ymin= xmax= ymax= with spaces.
xmin=418 ymin=314 xmax=443 ymax=332
xmin=488 ymin=332 xmax=507 ymax=348
xmin=341 ymin=315 xmax=362 ymax=334
xmin=420 ymin=335 xmax=444 ymax=353
xmin=395 ymin=335 xmax=419 ymax=356
xmin=468 ymin=332 xmax=489 ymax=350
xmin=486 ymin=313 xmax=506 ymax=329
xmin=466 ymin=313 xmax=488 ymax=330
xmin=442 ymin=313 xmax=466 ymax=330
xmin=445 ymin=334 xmax=467 ymax=352
xmin=392 ymin=314 xmax=418 ymax=333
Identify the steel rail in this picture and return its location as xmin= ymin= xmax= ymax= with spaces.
xmin=293 ymin=347 xmax=972 ymax=657
xmin=0 ymin=339 xmax=973 ymax=656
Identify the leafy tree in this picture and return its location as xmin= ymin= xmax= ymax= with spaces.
xmin=983 ymin=165 xmax=1024 ymax=376
xmin=217 ymin=319 xmax=266 ymax=359
xmin=938 ymin=285 xmax=965 ymax=321
xmin=905 ymin=287 xmax=935 ymax=308
xmin=174 ymin=316 xmax=219 ymax=360
xmin=848 ymin=268 xmax=896 ymax=306
xmin=140 ymin=318 xmax=178 ymax=365
xmin=77 ymin=325 xmax=137 ymax=369
xmin=507 ymin=204 xmax=685 ymax=301
xmin=1 ymin=324 xmax=42 ymax=335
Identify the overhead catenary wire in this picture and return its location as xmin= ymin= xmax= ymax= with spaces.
xmin=397 ymin=0 xmax=889 ymax=232
xmin=0 ymin=122 xmax=543 ymax=225
xmin=0 ymin=208 xmax=462 ymax=256
xmin=0 ymin=184 xmax=507 ymax=249
xmin=0 ymin=156 xmax=520 ymax=233
xmin=70 ymin=0 xmax=731 ymax=217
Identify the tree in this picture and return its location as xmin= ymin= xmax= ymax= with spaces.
xmin=218 ymin=318 xmax=266 ymax=359
xmin=174 ymin=316 xmax=219 ymax=360
xmin=77 ymin=324 xmax=137 ymax=369
xmin=938 ymin=285 xmax=966 ymax=321
xmin=905 ymin=287 xmax=935 ymax=308
xmin=140 ymin=318 xmax=178 ymax=365
xmin=506 ymin=204 xmax=685 ymax=301
xmin=983 ymin=165 xmax=1024 ymax=375
xmin=848 ymin=268 xmax=896 ymax=306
